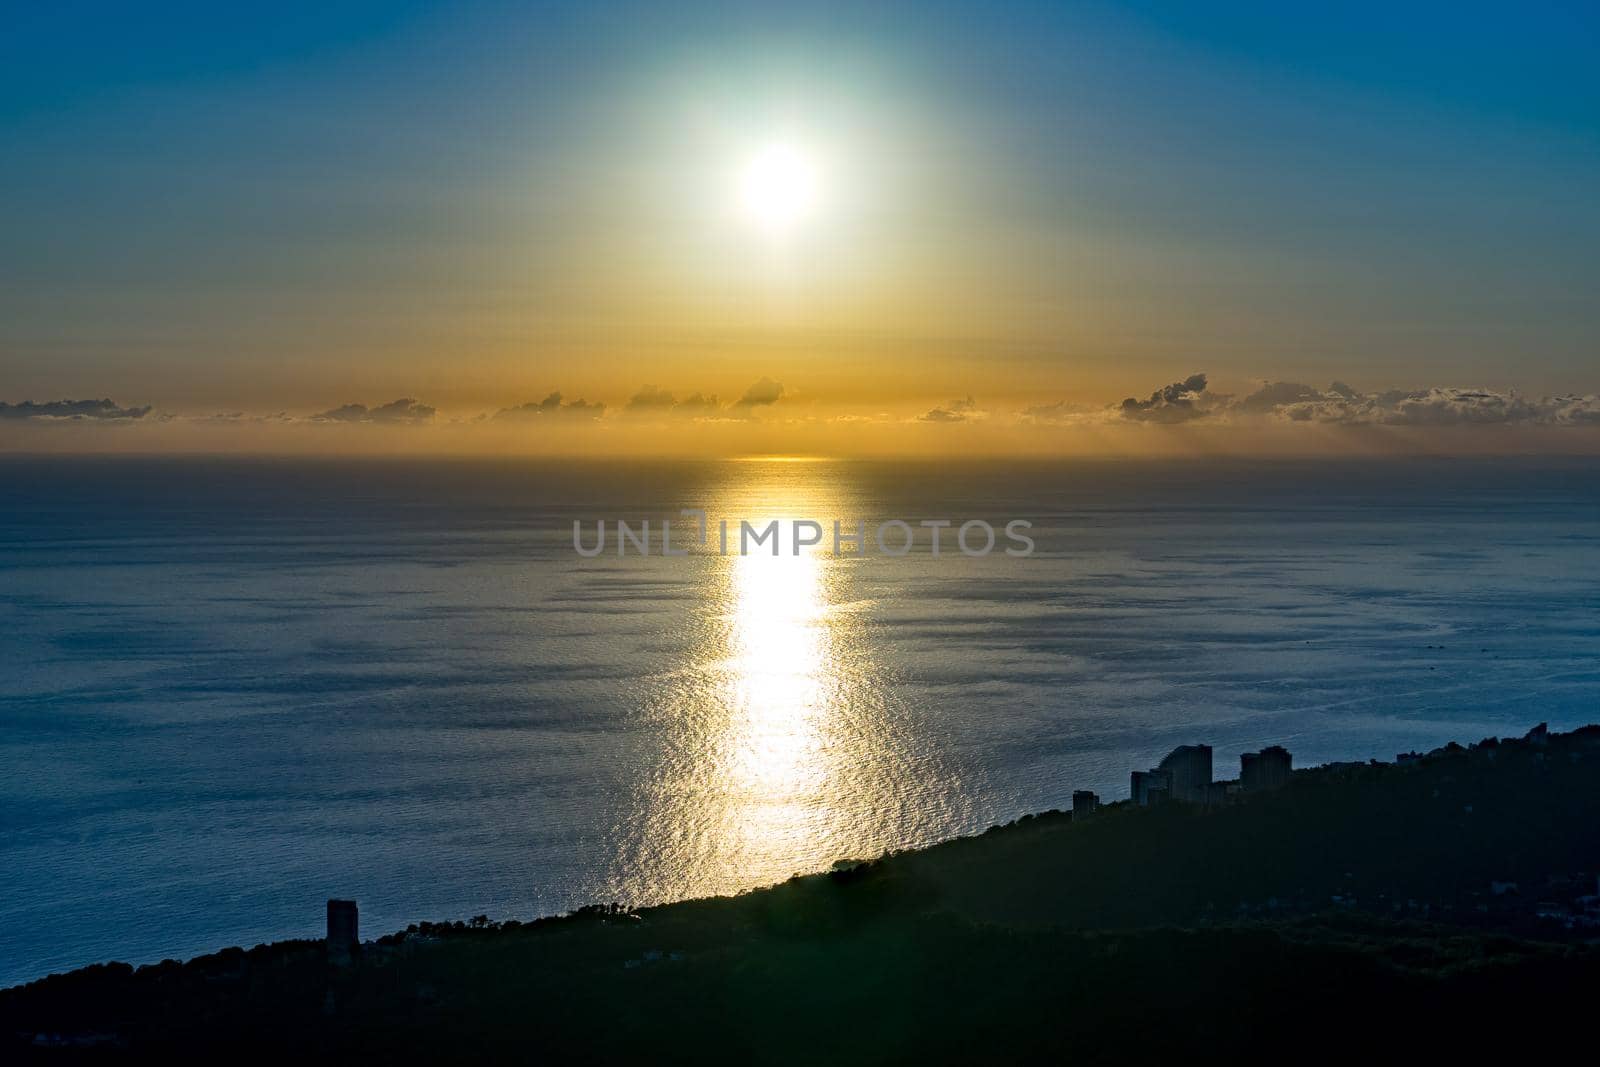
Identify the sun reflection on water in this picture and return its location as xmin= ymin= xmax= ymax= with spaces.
xmin=612 ymin=461 xmax=933 ymax=903
xmin=722 ymin=518 xmax=836 ymax=858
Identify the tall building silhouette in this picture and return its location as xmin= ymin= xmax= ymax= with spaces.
xmin=1131 ymin=768 xmax=1170 ymax=805
xmin=1240 ymin=746 xmax=1292 ymax=791
xmin=327 ymin=899 xmax=358 ymax=963
xmin=1073 ymin=790 xmax=1100 ymax=819
xmin=1157 ymin=744 xmax=1213 ymax=804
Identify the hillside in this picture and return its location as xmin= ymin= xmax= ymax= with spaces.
xmin=7 ymin=724 xmax=1600 ymax=1062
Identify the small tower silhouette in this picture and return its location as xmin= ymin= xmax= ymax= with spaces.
xmin=326 ymin=899 xmax=358 ymax=964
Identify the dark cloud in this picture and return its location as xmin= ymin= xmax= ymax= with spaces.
xmin=733 ymin=377 xmax=785 ymax=410
xmin=624 ymin=385 xmax=722 ymax=416
xmin=1238 ymin=381 xmax=1322 ymax=415
xmin=624 ymin=385 xmax=676 ymax=412
xmin=0 ymin=398 xmax=151 ymax=420
xmin=314 ymin=398 xmax=435 ymax=424
xmin=1121 ymin=373 xmax=1209 ymax=423
xmin=919 ymin=395 xmax=979 ymax=423
xmin=493 ymin=392 xmax=604 ymax=421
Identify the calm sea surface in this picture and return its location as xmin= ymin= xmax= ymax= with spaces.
xmin=2 ymin=456 xmax=1597 ymax=986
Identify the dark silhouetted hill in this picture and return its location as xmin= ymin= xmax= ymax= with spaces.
xmin=6 ymin=724 xmax=1600 ymax=1062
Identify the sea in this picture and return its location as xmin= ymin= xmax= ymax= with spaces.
xmin=2 ymin=455 xmax=1597 ymax=986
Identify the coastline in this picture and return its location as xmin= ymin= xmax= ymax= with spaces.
xmin=8 ymin=722 xmax=1599 ymax=1058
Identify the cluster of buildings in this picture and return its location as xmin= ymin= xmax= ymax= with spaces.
xmin=1070 ymin=743 xmax=1293 ymax=816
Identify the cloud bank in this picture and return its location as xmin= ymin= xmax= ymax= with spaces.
xmin=619 ymin=378 xmax=786 ymax=419
xmin=314 ymin=398 xmax=436 ymax=424
xmin=0 ymin=398 xmax=151 ymax=420
xmin=493 ymin=392 xmax=604 ymax=421
xmin=919 ymin=395 xmax=980 ymax=423
xmin=624 ymin=385 xmax=722 ymax=416
xmin=1234 ymin=381 xmax=1600 ymax=426
xmin=733 ymin=377 xmax=786 ymax=411
xmin=5 ymin=372 xmax=1600 ymax=456
xmin=1120 ymin=373 xmax=1211 ymax=423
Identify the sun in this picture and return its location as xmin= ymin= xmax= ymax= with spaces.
xmin=739 ymin=144 xmax=818 ymax=233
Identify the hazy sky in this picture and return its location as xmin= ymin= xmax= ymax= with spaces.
xmin=2 ymin=1 xmax=1597 ymax=452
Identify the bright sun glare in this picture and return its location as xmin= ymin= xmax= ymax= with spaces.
xmin=739 ymin=144 xmax=818 ymax=232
